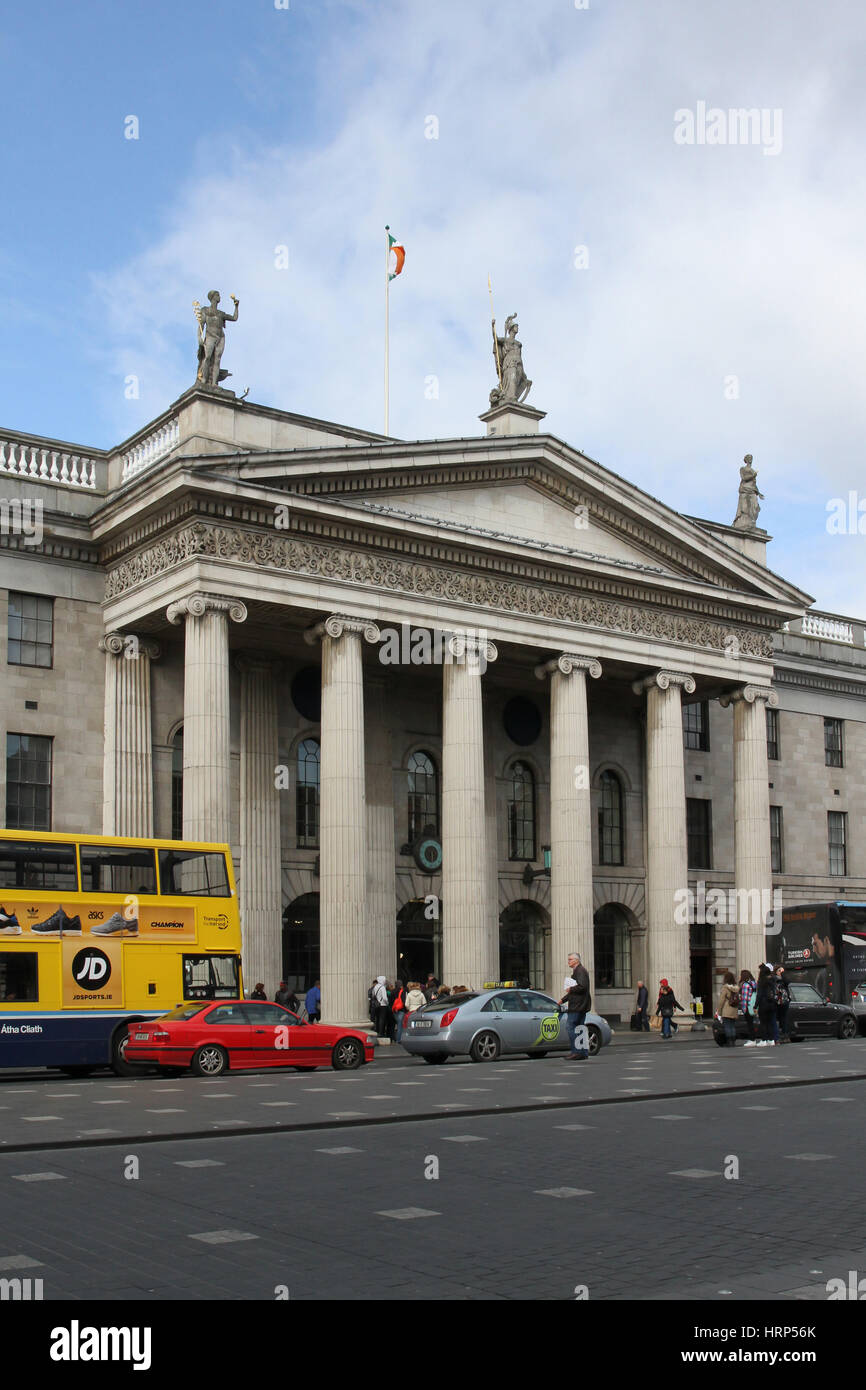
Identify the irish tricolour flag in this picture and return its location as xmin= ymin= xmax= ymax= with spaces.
xmin=387 ymin=227 xmax=405 ymax=280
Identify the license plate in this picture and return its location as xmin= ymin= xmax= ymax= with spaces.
xmin=413 ymin=1020 xmax=433 ymax=1030
xmin=134 ymin=1032 xmax=149 ymax=1041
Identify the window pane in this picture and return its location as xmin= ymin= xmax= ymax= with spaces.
xmin=159 ymin=850 xmax=231 ymax=897
xmin=297 ymin=739 xmax=321 ymax=848
xmin=79 ymin=844 xmax=157 ymax=894
xmin=7 ymin=593 xmax=53 ymax=668
xmin=507 ymin=761 xmax=535 ymax=860
xmin=598 ymin=772 xmax=623 ymax=866
xmin=824 ymin=719 xmax=843 ymax=768
xmin=0 ymin=839 xmax=77 ymax=890
xmin=408 ymin=750 xmax=439 ymax=842
xmin=0 ymin=952 xmax=39 ymax=1002
xmin=5 ymin=734 xmax=52 ymax=831
xmin=683 ymin=701 xmax=709 ymax=751
xmin=687 ymin=799 xmax=712 ymax=870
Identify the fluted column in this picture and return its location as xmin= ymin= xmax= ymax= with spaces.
xmin=366 ymin=678 xmax=397 ymax=984
xmin=305 ymin=613 xmax=380 ymax=1024
xmin=536 ymin=653 xmax=602 ymax=993
xmin=720 ymin=684 xmax=779 ymax=969
xmin=633 ymin=669 xmax=695 ymax=1009
xmin=100 ymin=631 xmax=160 ymax=837
xmin=441 ymin=633 xmax=499 ymax=988
xmin=237 ymin=654 xmax=282 ymax=996
xmin=167 ymin=593 xmax=247 ymax=844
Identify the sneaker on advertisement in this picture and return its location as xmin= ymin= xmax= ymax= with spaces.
xmin=0 ymin=905 xmax=20 ymax=927
xmin=31 ymin=907 xmax=81 ymax=935
xmin=64 ymin=915 xmax=82 ymax=933
xmin=90 ymin=912 xmax=138 ymax=936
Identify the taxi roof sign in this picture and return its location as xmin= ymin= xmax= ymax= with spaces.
xmin=482 ymin=981 xmax=517 ymax=989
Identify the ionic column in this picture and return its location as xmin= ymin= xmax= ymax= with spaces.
xmin=632 ymin=669 xmax=695 ymax=1009
xmin=720 ymin=684 xmax=779 ymax=969
xmin=166 ymin=593 xmax=247 ymax=844
xmin=100 ymin=631 xmax=160 ymax=837
xmin=536 ymin=653 xmax=602 ymax=993
xmin=366 ymin=678 xmax=397 ymax=985
xmin=237 ymin=654 xmax=282 ymax=996
xmin=441 ymin=633 xmax=498 ymax=988
xmin=305 ymin=614 xmax=380 ymax=1025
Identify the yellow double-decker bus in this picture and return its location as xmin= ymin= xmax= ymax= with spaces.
xmin=0 ymin=830 xmax=243 ymax=1076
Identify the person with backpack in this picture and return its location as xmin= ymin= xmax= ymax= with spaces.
xmin=655 ymin=979 xmax=684 ymax=1039
xmin=372 ymin=976 xmax=390 ymax=1038
xmin=717 ymin=971 xmax=740 ymax=1046
xmin=774 ymin=965 xmax=792 ymax=1042
xmin=738 ymin=969 xmax=757 ymax=1043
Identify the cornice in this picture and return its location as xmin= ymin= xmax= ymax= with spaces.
xmin=103 ymin=519 xmax=776 ymax=658
xmin=772 ymin=667 xmax=866 ymax=699
xmin=0 ymin=533 xmax=100 ymax=567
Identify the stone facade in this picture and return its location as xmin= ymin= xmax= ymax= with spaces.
xmin=1 ymin=387 xmax=864 ymax=1023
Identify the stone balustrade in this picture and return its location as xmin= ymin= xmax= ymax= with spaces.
xmin=0 ymin=435 xmax=101 ymax=489
xmin=783 ymin=613 xmax=858 ymax=645
xmin=121 ymin=418 xmax=180 ymax=483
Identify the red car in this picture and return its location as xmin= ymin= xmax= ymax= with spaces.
xmin=125 ymin=1000 xmax=374 ymax=1075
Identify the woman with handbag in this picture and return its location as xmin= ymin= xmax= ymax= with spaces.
xmin=655 ymin=979 xmax=684 ymax=1039
xmin=718 ymin=971 xmax=740 ymax=1045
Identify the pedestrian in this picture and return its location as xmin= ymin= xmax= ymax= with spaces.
xmin=367 ymin=978 xmax=378 ymax=1024
xmin=305 ymin=979 xmax=321 ymax=1023
xmin=405 ymin=980 xmax=426 ymax=1013
xmin=717 ymin=971 xmax=740 ymax=1047
xmin=738 ymin=969 xmax=757 ymax=1044
xmin=250 ymin=982 xmax=267 ymax=1001
xmin=275 ymin=980 xmax=298 ymax=1012
xmin=774 ymin=964 xmax=791 ymax=1042
xmin=372 ymin=975 xmax=390 ymax=1037
xmin=755 ymin=965 xmax=776 ymax=1045
xmin=635 ymin=979 xmax=650 ymax=1032
xmin=424 ymin=973 xmax=440 ymax=1002
xmin=559 ymin=952 xmax=592 ymax=1060
xmin=391 ymin=978 xmax=408 ymax=1043
xmin=655 ymin=979 xmax=683 ymax=1039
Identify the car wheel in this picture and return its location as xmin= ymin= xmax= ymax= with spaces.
xmin=587 ymin=1027 xmax=602 ymax=1058
xmin=423 ymin=1053 xmax=448 ymax=1065
xmin=470 ymin=1031 xmax=500 ymax=1063
xmin=59 ymin=1066 xmax=95 ymax=1078
xmin=111 ymin=1026 xmax=145 ymax=1077
xmin=838 ymin=1016 xmax=858 ymax=1040
xmin=191 ymin=1044 xmax=229 ymax=1077
xmin=332 ymin=1038 xmax=364 ymax=1071
xmin=526 ymin=1051 xmax=549 ymax=1059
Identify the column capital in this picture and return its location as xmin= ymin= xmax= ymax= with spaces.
xmin=535 ymin=653 xmax=601 ymax=681
xmin=718 ymin=684 xmax=779 ymax=709
xmin=166 ymin=593 xmax=248 ymax=626
xmin=304 ymin=613 xmax=381 ymax=645
xmin=99 ymin=631 xmax=161 ymax=660
xmin=445 ymin=630 xmax=498 ymax=665
xmin=631 ymin=669 xmax=696 ymax=696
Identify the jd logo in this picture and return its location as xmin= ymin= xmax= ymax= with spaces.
xmin=72 ymin=947 xmax=112 ymax=990
xmin=540 ymin=1016 xmax=560 ymax=1041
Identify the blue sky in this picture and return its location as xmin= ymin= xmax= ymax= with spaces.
xmin=1 ymin=0 xmax=864 ymax=616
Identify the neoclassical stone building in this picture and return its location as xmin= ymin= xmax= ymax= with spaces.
xmin=1 ymin=384 xmax=864 ymax=1024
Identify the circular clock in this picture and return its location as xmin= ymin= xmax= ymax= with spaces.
xmin=414 ymin=837 xmax=442 ymax=872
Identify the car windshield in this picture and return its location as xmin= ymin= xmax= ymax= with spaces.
xmin=158 ymin=1004 xmax=208 ymax=1022
xmin=789 ymin=984 xmax=824 ymax=1003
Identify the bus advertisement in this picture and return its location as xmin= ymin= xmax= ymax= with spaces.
xmin=766 ymin=901 xmax=866 ymax=1005
xmin=0 ymin=831 xmax=243 ymax=1075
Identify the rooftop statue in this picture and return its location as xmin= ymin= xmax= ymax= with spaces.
xmin=193 ymin=290 xmax=239 ymax=389
xmin=490 ymin=312 xmax=532 ymax=407
xmin=732 ymin=453 xmax=764 ymax=530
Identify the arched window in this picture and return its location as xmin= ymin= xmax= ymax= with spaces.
xmin=508 ymin=761 xmax=536 ymax=861
xmin=598 ymin=770 xmax=623 ymax=866
xmin=296 ymin=738 xmax=320 ymax=848
xmin=171 ymin=728 xmax=183 ymax=841
xmin=407 ymin=751 xmax=438 ymax=842
xmin=593 ymin=904 xmax=632 ymax=989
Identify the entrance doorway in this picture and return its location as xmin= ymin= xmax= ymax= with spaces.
xmin=689 ymin=922 xmax=713 ymax=1019
xmin=282 ymin=893 xmax=319 ymax=994
xmin=498 ymin=901 xmax=548 ymax=989
xmin=396 ymin=900 xmax=439 ymax=986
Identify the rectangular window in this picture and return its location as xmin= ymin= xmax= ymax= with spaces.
xmin=5 ymin=735 xmax=53 ymax=831
xmin=0 ymin=838 xmax=77 ymax=891
xmin=182 ymin=954 xmax=240 ymax=1000
xmin=7 ymin=593 xmax=53 ymax=668
xmin=770 ymin=806 xmax=784 ymax=874
xmin=0 ymin=952 xmax=38 ymax=1002
xmin=766 ymin=706 xmax=779 ymax=761
xmin=824 ymin=718 xmax=843 ymax=768
xmin=158 ymin=849 xmax=231 ymax=898
xmin=683 ymin=701 xmax=710 ymax=751
xmin=686 ymin=798 xmax=713 ymax=870
xmin=828 ymin=812 xmax=847 ymax=876
xmin=79 ymin=844 xmax=157 ymax=895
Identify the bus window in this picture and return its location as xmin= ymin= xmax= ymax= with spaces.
xmin=159 ymin=850 xmax=230 ymax=898
xmin=79 ymin=844 xmax=157 ymax=895
xmin=0 ymin=840 xmax=77 ymax=891
xmin=0 ymin=952 xmax=38 ymax=1002
xmin=183 ymin=954 xmax=240 ymax=1000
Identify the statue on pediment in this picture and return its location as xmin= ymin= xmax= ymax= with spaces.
xmin=193 ymin=290 xmax=239 ymax=389
xmin=490 ymin=313 xmax=532 ymax=407
xmin=733 ymin=454 xmax=764 ymax=530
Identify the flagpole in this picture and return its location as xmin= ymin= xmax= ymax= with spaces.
xmin=384 ymin=225 xmax=391 ymax=435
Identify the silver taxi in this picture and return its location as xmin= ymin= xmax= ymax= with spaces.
xmin=401 ymin=986 xmax=612 ymax=1063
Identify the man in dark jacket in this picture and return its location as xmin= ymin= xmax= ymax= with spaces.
xmin=636 ymin=980 xmax=650 ymax=1031
xmin=560 ymin=952 xmax=592 ymax=1060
